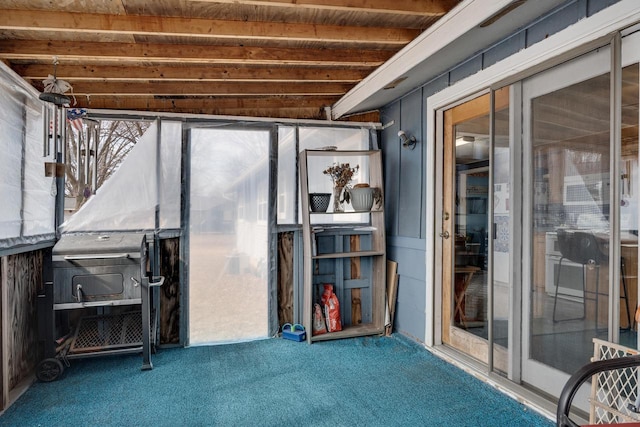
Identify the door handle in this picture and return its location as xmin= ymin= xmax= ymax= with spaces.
xmin=440 ymin=231 xmax=450 ymax=239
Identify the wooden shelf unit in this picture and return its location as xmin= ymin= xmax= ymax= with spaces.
xmin=299 ymin=149 xmax=386 ymax=343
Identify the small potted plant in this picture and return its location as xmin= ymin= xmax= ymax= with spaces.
xmin=309 ymin=192 xmax=331 ymax=212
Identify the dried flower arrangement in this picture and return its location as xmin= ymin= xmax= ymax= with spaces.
xmin=323 ymin=162 xmax=359 ymax=210
xmin=323 ymin=162 xmax=359 ymax=188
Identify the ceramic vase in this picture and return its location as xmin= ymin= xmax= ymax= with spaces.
xmin=349 ymin=186 xmax=374 ymax=211
xmin=333 ymin=186 xmax=345 ymax=212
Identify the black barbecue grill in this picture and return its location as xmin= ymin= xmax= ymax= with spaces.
xmin=37 ymin=233 xmax=164 ymax=382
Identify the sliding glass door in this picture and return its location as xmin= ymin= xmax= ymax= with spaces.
xmin=522 ymin=45 xmax=612 ymax=404
xmin=521 ymin=32 xmax=640 ymax=407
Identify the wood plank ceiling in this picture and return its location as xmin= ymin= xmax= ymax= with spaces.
xmin=0 ymin=0 xmax=460 ymax=120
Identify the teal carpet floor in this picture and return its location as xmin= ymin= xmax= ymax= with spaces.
xmin=0 ymin=335 xmax=553 ymax=426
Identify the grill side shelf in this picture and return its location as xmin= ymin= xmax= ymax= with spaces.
xmin=53 ymin=299 xmax=142 ymax=310
xmin=63 ymin=253 xmax=130 ymax=260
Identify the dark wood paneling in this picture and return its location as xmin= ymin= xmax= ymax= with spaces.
xmin=3 ymin=251 xmax=42 ymax=390
xmin=350 ymin=235 xmax=362 ymax=325
xmin=159 ymin=238 xmax=180 ymax=345
xmin=277 ymin=232 xmax=294 ymax=326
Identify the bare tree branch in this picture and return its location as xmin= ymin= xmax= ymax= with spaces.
xmin=65 ymin=119 xmax=151 ymax=210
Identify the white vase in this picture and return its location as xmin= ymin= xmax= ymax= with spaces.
xmin=349 ymin=187 xmax=374 ymax=211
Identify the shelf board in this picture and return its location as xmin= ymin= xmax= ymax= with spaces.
xmin=303 ymin=149 xmax=379 ymax=156
xmin=310 ymin=209 xmax=383 ymax=214
xmin=312 ymin=227 xmax=376 ymax=236
xmin=54 ymin=299 xmax=141 ymax=310
xmin=312 ymin=250 xmax=384 ymax=259
xmin=310 ymin=323 xmax=384 ymax=342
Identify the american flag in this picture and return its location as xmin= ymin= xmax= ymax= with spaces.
xmin=67 ymin=108 xmax=86 ymax=133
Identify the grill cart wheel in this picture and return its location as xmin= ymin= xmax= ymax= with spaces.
xmin=36 ymin=358 xmax=64 ymax=382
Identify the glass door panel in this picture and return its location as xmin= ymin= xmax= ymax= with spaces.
xmin=442 ymin=94 xmax=491 ymax=363
xmin=522 ymin=46 xmax=612 ymax=405
xmin=619 ymin=62 xmax=638 ymax=347
xmin=492 ymin=88 xmax=511 ymax=376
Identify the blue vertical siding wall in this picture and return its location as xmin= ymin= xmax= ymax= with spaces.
xmin=380 ymin=0 xmax=622 ymax=340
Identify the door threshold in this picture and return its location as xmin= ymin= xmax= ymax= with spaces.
xmin=427 ymin=344 xmax=588 ymax=425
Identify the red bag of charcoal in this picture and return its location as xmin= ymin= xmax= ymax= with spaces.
xmin=321 ymin=284 xmax=342 ymax=332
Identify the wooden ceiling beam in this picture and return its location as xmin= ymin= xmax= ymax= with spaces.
xmin=76 ymin=95 xmax=340 ymax=110
xmin=186 ymin=0 xmax=458 ymax=16
xmin=15 ymin=64 xmax=370 ymax=83
xmin=75 ymin=97 xmax=342 ymax=119
xmin=0 ymin=40 xmax=391 ymax=67
xmin=99 ymin=106 xmax=329 ymax=120
xmin=51 ymin=81 xmax=354 ymax=96
xmin=0 ymin=9 xmax=418 ymax=44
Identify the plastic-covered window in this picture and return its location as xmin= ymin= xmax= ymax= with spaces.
xmin=61 ymin=121 xmax=182 ymax=233
xmin=0 ymin=65 xmax=55 ymax=248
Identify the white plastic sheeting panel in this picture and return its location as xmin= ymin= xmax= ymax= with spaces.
xmin=61 ymin=121 xmax=181 ymax=232
xmin=299 ymin=127 xmax=369 ymax=152
xmin=189 ymin=128 xmax=270 ymax=345
xmin=24 ymin=100 xmax=55 ymax=236
xmin=277 ymin=126 xmax=370 ymax=224
xmin=0 ymin=84 xmax=24 ymax=240
xmin=0 ymin=64 xmax=55 ymax=246
xmin=276 ymin=127 xmax=296 ymax=224
xmin=160 ymin=122 xmax=181 ymax=229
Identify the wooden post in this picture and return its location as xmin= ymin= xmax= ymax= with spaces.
xmin=160 ymin=238 xmax=181 ymax=345
xmin=350 ymin=235 xmax=362 ymax=325
xmin=1 ymin=256 xmax=9 ymax=410
xmin=278 ymin=232 xmax=294 ymax=326
xmin=386 ymin=260 xmax=398 ymax=336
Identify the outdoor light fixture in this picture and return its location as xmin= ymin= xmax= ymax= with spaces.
xmin=398 ymin=130 xmax=417 ymax=150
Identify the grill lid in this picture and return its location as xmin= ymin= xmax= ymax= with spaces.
xmin=53 ymin=233 xmax=146 ymax=257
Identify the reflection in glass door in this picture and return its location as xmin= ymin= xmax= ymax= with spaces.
xmin=492 ymin=89 xmax=511 ymax=376
xmin=618 ymin=61 xmax=638 ymax=341
xmin=522 ymin=46 xmax=613 ymax=403
xmin=188 ymin=128 xmax=270 ymax=345
xmin=441 ymin=94 xmax=490 ymax=363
